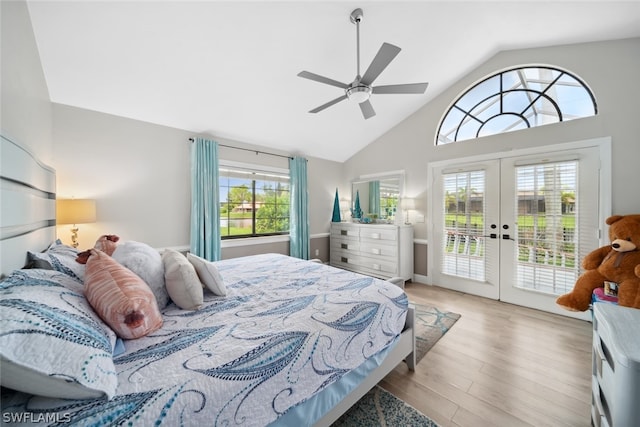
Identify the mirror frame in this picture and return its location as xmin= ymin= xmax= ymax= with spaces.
xmin=351 ymin=170 xmax=405 ymax=225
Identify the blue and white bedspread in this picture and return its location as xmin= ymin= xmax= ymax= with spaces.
xmin=2 ymin=253 xmax=408 ymax=426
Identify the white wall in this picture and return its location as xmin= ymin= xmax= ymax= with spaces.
xmin=1 ymin=0 xmax=53 ymax=162
xmin=52 ymin=104 xmax=344 ymax=250
xmin=344 ymin=37 xmax=640 ymax=241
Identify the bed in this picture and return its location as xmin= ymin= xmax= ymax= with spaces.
xmin=0 ymin=135 xmax=416 ymax=426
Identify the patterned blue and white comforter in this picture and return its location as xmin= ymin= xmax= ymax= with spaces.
xmin=2 ymin=253 xmax=408 ymax=426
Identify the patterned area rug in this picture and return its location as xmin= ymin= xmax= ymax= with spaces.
xmin=413 ymin=303 xmax=461 ymax=364
xmin=333 ymin=386 xmax=439 ymax=426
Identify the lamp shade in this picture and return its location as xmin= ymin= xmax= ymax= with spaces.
xmin=402 ymin=198 xmax=416 ymax=210
xmin=57 ymin=199 xmax=97 ymax=225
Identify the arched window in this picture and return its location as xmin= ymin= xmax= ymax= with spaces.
xmin=436 ymin=66 xmax=597 ymax=145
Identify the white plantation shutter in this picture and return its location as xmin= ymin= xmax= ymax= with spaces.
xmin=514 ymin=160 xmax=580 ymax=295
xmin=441 ymin=169 xmax=490 ymax=282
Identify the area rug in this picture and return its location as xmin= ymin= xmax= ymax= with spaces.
xmin=413 ymin=303 xmax=461 ymax=364
xmin=332 ymin=385 xmax=439 ymax=426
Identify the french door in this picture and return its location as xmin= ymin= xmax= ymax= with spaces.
xmin=430 ymin=142 xmax=607 ymax=318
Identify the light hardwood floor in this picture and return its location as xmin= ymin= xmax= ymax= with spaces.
xmin=380 ymin=282 xmax=593 ymax=427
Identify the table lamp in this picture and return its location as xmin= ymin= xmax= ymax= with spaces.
xmin=401 ymin=198 xmax=416 ymax=225
xmin=56 ymin=199 xmax=96 ymax=248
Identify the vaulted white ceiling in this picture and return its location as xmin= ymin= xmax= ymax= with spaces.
xmin=27 ymin=1 xmax=640 ymax=162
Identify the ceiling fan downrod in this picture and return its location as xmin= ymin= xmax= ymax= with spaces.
xmin=347 ymin=8 xmax=371 ymax=103
xmin=350 ymin=8 xmax=364 ymax=79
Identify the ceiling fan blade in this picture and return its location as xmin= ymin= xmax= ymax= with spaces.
xmin=360 ymin=42 xmax=401 ymax=86
xmin=359 ymin=99 xmax=376 ymax=119
xmin=298 ymin=71 xmax=349 ymax=89
xmin=373 ymin=82 xmax=429 ymax=94
xmin=309 ymin=95 xmax=348 ymax=113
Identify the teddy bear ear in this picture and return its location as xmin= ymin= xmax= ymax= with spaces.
xmin=606 ymin=215 xmax=624 ymax=225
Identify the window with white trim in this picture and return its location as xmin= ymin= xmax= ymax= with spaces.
xmin=219 ymin=162 xmax=290 ymax=239
xmin=436 ymin=66 xmax=597 ymax=145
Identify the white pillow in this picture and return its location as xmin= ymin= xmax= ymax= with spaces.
xmin=110 ymin=241 xmax=169 ymax=309
xmin=0 ymin=269 xmax=118 ymax=399
xmin=187 ymin=253 xmax=227 ymax=296
xmin=162 ymin=249 xmax=203 ymax=310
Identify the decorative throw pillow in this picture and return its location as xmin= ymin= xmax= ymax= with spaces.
xmin=0 ymin=268 xmax=118 ymax=399
xmin=27 ymin=240 xmax=85 ymax=282
xmin=83 ymin=249 xmax=163 ymax=339
xmin=187 ymin=252 xmax=227 ymax=296
xmin=162 ymin=249 xmax=204 ymax=310
xmin=93 ymin=235 xmax=169 ymax=309
xmin=112 ymin=241 xmax=169 ymax=309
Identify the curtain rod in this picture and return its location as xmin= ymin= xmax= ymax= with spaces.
xmin=188 ymin=138 xmax=293 ymax=160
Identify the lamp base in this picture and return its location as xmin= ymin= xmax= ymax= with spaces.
xmin=70 ymin=226 xmax=79 ymax=248
xmin=405 ymin=211 xmax=411 ymax=225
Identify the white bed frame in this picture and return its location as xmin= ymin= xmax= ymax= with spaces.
xmin=0 ymin=135 xmax=415 ymax=426
xmin=0 ymin=135 xmax=56 ymax=278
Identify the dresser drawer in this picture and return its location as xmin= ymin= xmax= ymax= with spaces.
xmin=593 ymin=333 xmax=614 ymax=399
xmin=592 ymin=376 xmax=611 ymax=427
xmin=359 ymin=227 xmax=397 ymax=243
xmin=330 ymin=253 xmax=359 ymax=270
xmin=356 ymin=255 xmax=398 ymax=276
xmin=359 ymin=242 xmax=397 ymax=258
xmin=331 ymin=223 xmax=360 ymax=237
xmin=330 ymin=240 xmax=360 ymax=253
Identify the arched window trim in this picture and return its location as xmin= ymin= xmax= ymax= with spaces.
xmin=436 ymin=64 xmax=598 ymax=145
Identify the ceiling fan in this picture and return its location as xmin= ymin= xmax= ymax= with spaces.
xmin=298 ymin=8 xmax=428 ymax=120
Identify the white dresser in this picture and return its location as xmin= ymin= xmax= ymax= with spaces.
xmin=591 ymin=303 xmax=640 ymax=427
xmin=330 ymin=222 xmax=413 ymax=281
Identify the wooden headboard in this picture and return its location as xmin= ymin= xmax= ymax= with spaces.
xmin=0 ymin=135 xmax=56 ymax=277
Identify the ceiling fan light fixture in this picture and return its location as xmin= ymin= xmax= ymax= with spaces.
xmin=346 ymin=85 xmax=371 ymax=103
xmin=297 ymin=7 xmax=428 ymax=119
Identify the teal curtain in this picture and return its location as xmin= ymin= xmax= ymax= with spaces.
xmin=369 ymin=180 xmax=381 ymax=217
xmin=289 ymin=156 xmax=309 ymax=259
xmin=190 ymin=138 xmax=221 ymax=261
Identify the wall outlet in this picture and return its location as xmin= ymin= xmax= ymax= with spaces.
xmin=315 ymin=249 xmax=319 ymax=256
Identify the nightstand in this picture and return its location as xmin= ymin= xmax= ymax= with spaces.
xmin=591 ymin=303 xmax=640 ymax=426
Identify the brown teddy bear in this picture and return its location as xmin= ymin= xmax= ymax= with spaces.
xmin=556 ymin=214 xmax=640 ymax=311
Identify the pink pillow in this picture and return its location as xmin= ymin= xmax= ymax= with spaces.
xmin=83 ymin=249 xmax=163 ymax=339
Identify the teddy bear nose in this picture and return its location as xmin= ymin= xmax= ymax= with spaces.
xmin=612 ymin=243 xmax=620 ymax=249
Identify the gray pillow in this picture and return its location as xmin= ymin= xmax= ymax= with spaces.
xmin=27 ymin=240 xmax=85 ymax=282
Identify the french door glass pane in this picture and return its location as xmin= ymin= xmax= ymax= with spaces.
xmin=515 ymin=161 xmax=578 ymax=295
xmin=442 ymin=170 xmax=486 ymax=281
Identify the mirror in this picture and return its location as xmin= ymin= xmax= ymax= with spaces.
xmin=351 ymin=172 xmax=403 ymax=224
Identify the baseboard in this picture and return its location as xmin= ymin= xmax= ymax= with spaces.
xmin=412 ymin=274 xmax=429 ymax=284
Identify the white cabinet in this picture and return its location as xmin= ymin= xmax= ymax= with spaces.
xmin=591 ymin=303 xmax=640 ymax=427
xmin=330 ymin=222 xmax=413 ymax=281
